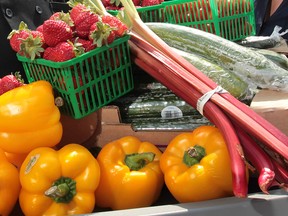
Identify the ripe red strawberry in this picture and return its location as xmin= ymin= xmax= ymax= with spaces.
xmin=0 ymin=72 xmax=24 ymax=95
xmin=8 ymin=21 xmax=31 ymax=53
xmin=8 ymin=21 xmax=45 ymax=60
xmin=102 ymin=0 xmax=113 ymax=8
xmin=36 ymin=24 xmax=44 ymax=33
xmin=42 ymin=19 xmax=73 ymax=47
xmin=74 ymin=9 xmax=100 ymax=39
xmin=72 ymin=37 xmax=96 ymax=52
xmin=49 ymin=11 xmax=74 ymax=29
xmin=101 ymin=15 xmax=128 ymax=38
xmin=89 ymin=22 xmax=116 ymax=47
xmin=18 ymin=30 xmax=46 ymax=59
xmin=132 ymin=0 xmax=141 ymax=6
xmin=141 ymin=0 xmax=160 ymax=6
xmin=69 ymin=3 xmax=88 ymax=22
xmin=43 ymin=41 xmax=84 ymax=62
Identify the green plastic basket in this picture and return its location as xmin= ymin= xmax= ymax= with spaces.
xmin=108 ymin=3 xmax=167 ymax=22
xmin=17 ymin=35 xmax=134 ymax=119
xmin=163 ymin=0 xmax=256 ymax=41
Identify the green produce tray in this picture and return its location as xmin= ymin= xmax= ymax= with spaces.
xmin=108 ymin=4 xmax=167 ymax=22
xmin=17 ymin=35 xmax=134 ymax=119
xmin=109 ymin=0 xmax=256 ymax=41
xmin=163 ymin=0 xmax=256 ymax=41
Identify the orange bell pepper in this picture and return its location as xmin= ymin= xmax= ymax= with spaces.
xmin=19 ymin=144 xmax=100 ymax=216
xmin=0 ymin=148 xmax=21 ymax=216
xmin=95 ymin=136 xmax=164 ymax=210
xmin=160 ymin=125 xmax=234 ymax=203
xmin=0 ymin=80 xmax=63 ymax=154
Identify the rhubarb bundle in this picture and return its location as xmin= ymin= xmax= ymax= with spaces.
xmin=115 ymin=0 xmax=288 ymax=198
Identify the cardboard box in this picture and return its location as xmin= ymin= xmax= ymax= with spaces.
xmin=250 ymin=89 xmax=288 ymax=136
xmin=94 ymin=105 xmax=191 ymax=150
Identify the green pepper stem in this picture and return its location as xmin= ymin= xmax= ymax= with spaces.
xmin=183 ymin=145 xmax=206 ymax=167
xmin=44 ymin=177 xmax=76 ymax=203
xmin=124 ymin=152 xmax=155 ymax=171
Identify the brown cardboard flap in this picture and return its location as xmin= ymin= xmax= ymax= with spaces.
xmin=57 ymin=112 xmax=99 ymax=149
xmin=250 ymin=90 xmax=288 ymax=135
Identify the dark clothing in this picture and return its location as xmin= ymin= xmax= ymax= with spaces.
xmin=254 ymin=0 xmax=288 ymax=40
xmin=0 ymin=0 xmax=68 ymax=78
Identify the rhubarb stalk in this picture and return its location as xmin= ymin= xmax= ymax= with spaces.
xmin=130 ymin=41 xmax=248 ymax=197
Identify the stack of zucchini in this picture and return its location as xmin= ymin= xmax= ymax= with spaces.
xmin=111 ymin=70 xmax=212 ymax=131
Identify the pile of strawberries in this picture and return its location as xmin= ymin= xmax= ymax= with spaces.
xmin=8 ymin=2 xmax=128 ymax=62
xmin=102 ymin=0 xmax=164 ymax=10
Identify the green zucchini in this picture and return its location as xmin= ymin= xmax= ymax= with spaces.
xmin=146 ymin=23 xmax=288 ymax=92
xmin=172 ymin=47 xmax=254 ymax=100
xmin=252 ymin=48 xmax=288 ymax=70
xmin=112 ymin=87 xmax=200 ymax=121
xmin=131 ymin=115 xmax=212 ymax=131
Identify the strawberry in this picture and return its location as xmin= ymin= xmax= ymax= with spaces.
xmin=69 ymin=3 xmax=88 ymax=22
xmin=101 ymin=15 xmax=128 ymax=38
xmin=74 ymin=9 xmax=100 ymax=39
xmin=8 ymin=21 xmax=31 ymax=53
xmin=141 ymin=0 xmax=160 ymax=6
xmin=42 ymin=19 xmax=73 ymax=47
xmin=72 ymin=37 xmax=96 ymax=52
xmin=49 ymin=11 xmax=75 ymax=29
xmin=89 ymin=22 xmax=116 ymax=47
xmin=132 ymin=0 xmax=141 ymax=6
xmin=8 ymin=21 xmax=45 ymax=60
xmin=43 ymin=41 xmax=84 ymax=62
xmin=18 ymin=30 xmax=46 ymax=59
xmin=0 ymin=72 xmax=24 ymax=95
xmin=102 ymin=0 xmax=114 ymax=8
xmin=36 ymin=24 xmax=44 ymax=33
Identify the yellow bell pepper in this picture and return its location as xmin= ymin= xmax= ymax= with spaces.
xmin=5 ymin=151 xmax=28 ymax=169
xmin=0 ymin=148 xmax=21 ymax=216
xmin=95 ymin=136 xmax=164 ymax=210
xmin=160 ymin=125 xmax=234 ymax=203
xmin=19 ymin=144 xmax=100 ymax=216
xmin=0 ymin=80 xmax=63 ymax=154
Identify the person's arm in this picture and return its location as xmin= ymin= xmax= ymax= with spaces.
xmin=49 ymin=0 xmax=70 ymax=13
xmin=0 ymin=0 xmax=53 ymax=78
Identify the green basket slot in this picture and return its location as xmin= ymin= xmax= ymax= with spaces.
xmin=163 ymin=0 xmax=256 ymax=41
xmin=108 ymin=3 xmax=167 ymax=22
xmin=17 ymin=35 xmax=134 ymax=119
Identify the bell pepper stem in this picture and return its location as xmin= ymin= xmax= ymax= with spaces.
xmin=183 ymin=145 xmax=206 ymax=167
xmin=44 ymin=177 xmax=76 ymax=203
xmin=125 ymin=152 xmax=155 ymax=171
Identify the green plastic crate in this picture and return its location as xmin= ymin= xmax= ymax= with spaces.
xmin=163 ymin=0 xmax=256 ymax=41
xmin=108 ymin=3 xmax=167 ymax=22
xmin=17 ymin=35 xmax=134 ymax=119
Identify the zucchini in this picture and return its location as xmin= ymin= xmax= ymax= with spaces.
xmin=112 ymin=87 xmax=200 ymax=121
xmin=131 ymin=115 xmax=212 ymax=131
xmin=146 ymin=22 xmax=288 ymax=92
xmin=252 ymin=48 xmax=288 ymax=70
xmin=172 ymin=47 xmax=254 ymax=100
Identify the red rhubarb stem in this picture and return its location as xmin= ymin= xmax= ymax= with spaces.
xmin=235 ymin=124 xmax=275 ymax=194
xmin=131 ymin=44 xmax=248 ymax=197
